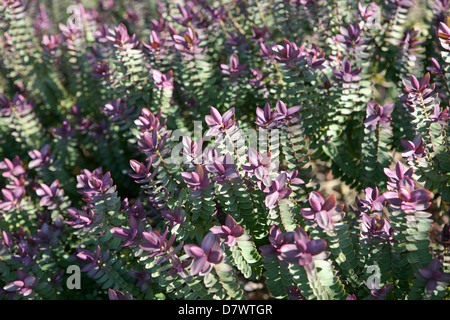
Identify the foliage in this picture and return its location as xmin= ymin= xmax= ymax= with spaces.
xmin=0 ymin=0 xmax=449 ymax=300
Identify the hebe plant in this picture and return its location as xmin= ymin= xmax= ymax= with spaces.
xmin=0 ymin=0 xmax=449 ymax=300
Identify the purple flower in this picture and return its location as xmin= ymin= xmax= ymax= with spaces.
xmin=418 ymin=258 xmax=450 ymax=291
xmin=242 ymin=147 xmax=277 ymax=179
xmin=41 ymin=34 xmax=59 ymax=55
xmin=150 ymin=17 xmax=165 ymax=32
xmin=301 ymin=44 xmax=327 ymax=70
xmin=181 ymin=165 xmax=211 ymax=191
xmin=143 ymin=30 xmax=165 ymax=54
xmin=134 ymin=108 xmax=166 ymax=132
xmin=248 ymin=68 xmax=269 ymax=89
xmin=210 ymin=215 xmax=245 ymax=247
xmin=204 ymin=152 xmax=239 ymax=182
xmin=121 ymin=198 xmax=147 ymax=221
xmin=28 ymin=144 xmax=53 ymax=169
xmin=12 ymin=240 xmax=38 ymax=267
xmin=2 ymin=230 xmax=11 ymax=249
xmin=76 ymin=245 xmax=110 ymax=273
xmin=259 ymin=42 xmax=274 ymax=60
xmin=32 ymin=222 xmax=62 ymax=246
xmin=401 ymin=134 xmax=426 ymax=159
xmin=279 ymin=227 xmax=328 ymax=266
xmin=255 ymin=102 xmax=279 ymax=129
xmin=105 ymin=23 xmax=139 ymax=49
xmin=108 ymin=289 xmax=134 ymax=300
xmin=0 ymin=156 xmax=26 ymax=178
xmin=440 ymin=223 xmax=450 ymax=246
xmin=0 ymin=187 xmax=25 ymax=211
xmin=259 ymin=172 xmax=293 ymax=209
xmin=129 ymin=268 xmax=151 ymax=288
xmin=272 ymin=39 xmax=301 ymax=64
xmin=383 ymin=177 xmax=433 ymax=213
xmin=435 ymin=1 xmax=450 ymax=23
xmin=225 ymin=31 xmax=249 ymax=49
xmin=364 ymin=101 xmax=395 ymax=128
xmin=88 ymin=173 xmax=111 ymax=192
xmin=400 ymin=28 xmax=425 ymax=51
xmin=129 ymin=159 xmax=154 ymax=184
xmin=275 ymin=100 xmax=301 ymax=122
xmin=3 ymin=270 xmax=38 ymax=297
xmin=285 ymin=170 xmax=305 ymax=186
xmin=205 ymin=107 xmax=236 ymax=136
xmin=52 ymin=119 xmax=75 ymax=138
xmin=77 ymin=170 xmax=115 ymax=202
xmin=301 ymin=191 xmax=345 ymax=230
xmin=259 ymin=225 xmax=295 ymax=258
xmin=36 ymin=180 xmax=62 ymax=208
xmin=360 ymin=214 xmax=395 ymax=242
xmin=220 ymin=53 xmax=247 ymax=78
xmin=110 ymin=214 xmax=143 ymax=247
xmin=137 ymin=128 xmax=168 ymax=160
xmin=92 ymin=61 xmax=110 ymax=79
xmin=204 ymin=4 xmax=226 ymax=22
xmin=402 ymin=73 xmax=437 ymax=112
xmin=355 ymin=187 xmax=384 ymax=213
xmin=172 ymin=26 xmax=204 ymax=56
xmin=429 ymin=104 xmax=449 ymax=125
xmin=357 ymin=2 xmax=377 ymax=20
xmin=76 ymin=168 xmax=103 ymax=190
xmin=251 ymin=26 xmax=269 ymax=42
xmin=151 ymin=69 xmax=174 ymax=90
xmin=384 ymin=162 xmax=414 ymax=190
xmin=139 ymin=227 xmax=176 ymax=260
xmin=370 ymin=284 xmax=392 ymax=300
xmin=0 ymin=93 xmax=33 ymax=117
xmin=66 ymin=207 xmax=95 ymax=229
xmin=34 ymin=4 xmax=52 ymax=35
xmin=161 ymin=207 xmax=186 ymax=226
xmin=59 ymin=19 xmax=82 ymax=41
xmin=437 ymin=21 xmax=450 ymax=51
xmin=167 ymin=256 xmax=191 ymax=278
xmin=103 ymin=98 xmax=134 ymax=122
xmin=427 ymin=58 xmax=445 ymax=79
xmin=184 ymin=232 xmax=224 ymax=276
xmin=182 ymin=136 xmax=204 ymax=165
xmin=402 ymin=73 xmax=434 ymax=96
xmin=124 ymin=7 xmax=138 ymax=23
xmin=172 ymin=4 xmax=196 ymax=26
xmin=333 ymin=59 xmax=362 ymax=83
xmin=336 ymin=23 xmax=367 ymax=51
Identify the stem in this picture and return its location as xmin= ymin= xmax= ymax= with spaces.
xmin=155 ymin=149 xmax=180 ymax=187
xmin=304 ymin=263 xmax=327 ymax=300
xmin=254 ymin=0 xmax=268 ymax=30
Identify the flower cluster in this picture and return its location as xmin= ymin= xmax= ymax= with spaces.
xmin=260 ymin=225 xmax=328 ymax=266
xmin=382 ymin=162 xmax=433 ymax=213
xmin=301 ymin=191 xmax=345 ymax=230
xmin=184 ymin=232 xmax=224 ymax=276
xmin=364 ymin=101 xmax=395 ymax=129
xmin=0 ymin=0 xmax=449 ymax=302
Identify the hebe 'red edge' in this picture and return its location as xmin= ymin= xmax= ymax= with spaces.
xmin=0 ymin=0 xmax=449 ymax=300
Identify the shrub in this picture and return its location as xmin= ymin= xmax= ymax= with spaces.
xmin=0 ymin=0 xmax=449 ymax=300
